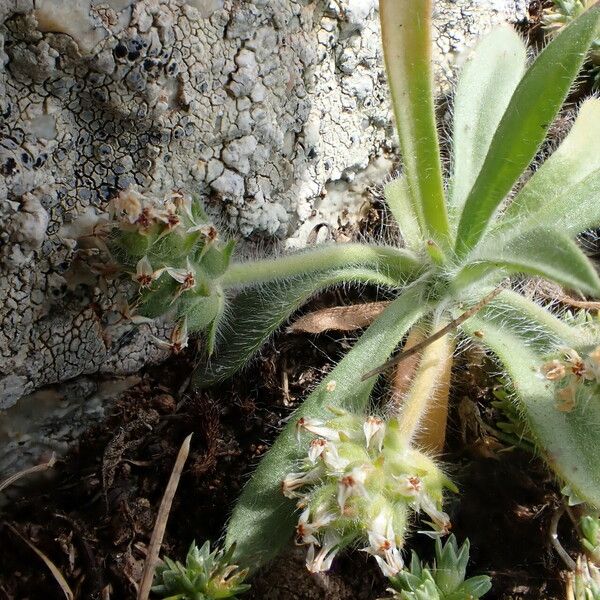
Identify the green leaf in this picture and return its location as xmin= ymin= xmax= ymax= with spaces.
xmin=379 ymin=0 xmax=449 ymax=244
xmin=177 ymin=293 xmax=220 ymax=333
xmin=501 ymin=98 xmax=600 ymax=225
xmin=201 ymin=239 xmax=236 ymax=278
xmin=220 ymin=244 xmax=423 ymax=288
xmin=455 ymin=5 xmax=600 ymax=256
xmin=225 ymin=285 xmax=428 ymax=569
xmin=449 ymin=25 xmax=527 ymax=221
xmin=384 ymin=176 xmax=424 ymax=250
xmin=460 ymin=228 xmax=600 ymax=296
xmin=461 ymin=310 xmax=600 ymax=508
xmin=195 ymin=267 xmax=402 ymax=387
xmin=501 ymin=168 xmax=600 ymax=239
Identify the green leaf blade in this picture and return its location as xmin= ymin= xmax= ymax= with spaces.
xmin=455 ymin=5 xmax=600 ymax=256
xmin=450 ymin=25 xmax=527 ymax=221
xmin=195 ymin=267 xmax=402 ymax=388
xmin=501 ymin=98 xmax=600 ymax=225
xmin=225 ymin=285 xmax=428 ymax=569
xmin=384 ymin=175 xmax=424 ymax=251
xmin=464 ymin=228 xmax=600 ymax=296
xmin=462 ymin=308 xmax=600 ymax=508
xmin=379 ymin=0 xmax=449 ymax=244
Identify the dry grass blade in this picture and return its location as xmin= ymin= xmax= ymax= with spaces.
xmin=5 ymin=522 xmax=74 ymax=600
xmin=362 ymin=283 xmax=506 ymax=380
xmin=137 ymin=433 xmax=193 ymax=600
xmin=0 ymin=453 xmax=57 ymax=495
xmin=287 ymin=301 xmax=390 ymax=334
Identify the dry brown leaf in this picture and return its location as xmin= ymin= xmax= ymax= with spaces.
xmin=288 ymin=302 xmax=390 ymax=334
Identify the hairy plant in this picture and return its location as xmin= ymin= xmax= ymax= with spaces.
xmin=197 ymin=1 xmax=600 ymax=574
xmin=282 ymin=406 xmax=455 ymax=576
xmin=384 ymin=535 xmax=491 ymax=600
xmin=103 ymin=187 xmax=413 ymax=355
xmin=152 ymin=541 xmax=249 ymax=600
xmin=543 ymin=0 xmax=600 ymax=87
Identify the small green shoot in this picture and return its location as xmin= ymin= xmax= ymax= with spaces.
xmin=152 ymin=541 xmax=249 ymax=600
xmin=385 ymin=535 xmax=491 ymax=600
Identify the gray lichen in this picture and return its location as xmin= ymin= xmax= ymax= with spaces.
xmin=0 ymin=0 xmax=527 ymax=468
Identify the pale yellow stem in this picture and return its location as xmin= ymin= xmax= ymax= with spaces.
xmin=394 ymin=319 xmax=454 ymax=449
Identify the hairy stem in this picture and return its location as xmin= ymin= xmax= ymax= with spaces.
xmin=219 ymin=243 xmax=421 ymax=287
xmin=394 ymin=317 xmax=453 ymax=443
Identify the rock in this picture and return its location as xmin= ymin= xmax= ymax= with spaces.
xmin=0 ymin=0 xmax=528 ymax=470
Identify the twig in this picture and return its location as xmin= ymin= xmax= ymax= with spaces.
xmin=549 ymin=504 xmax=577 ymax=571
xmin=0 ymin=453 xmax=57 ymax=495
xmin=137 ymin=433 xmax=193 ymax=600
xmin=5 ymin=522 xmax=74 ymax=600
xmin=362 ymin=284 xmax=505 ymax=381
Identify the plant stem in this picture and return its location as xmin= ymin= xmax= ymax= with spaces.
xmin=219 ymin=243 xmax=420 ymax=287
xmin=394 ymin=317 xmax=453 ymax=443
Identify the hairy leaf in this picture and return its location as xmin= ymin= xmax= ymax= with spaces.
xmin=379 ymin=0 xmax=449 ymax=243
xmin=450 ymin=25 xmax=527 ymax=220
xmin=462 ymin=311 xmax=600 ymax=508
xmin=384 ymin=176 xmax=424 ymax=250
xmin=455 ymin=5 xmax=600 ymax=256
xmin=225 ymin=285 xmax=428 ymax=569
xmin=220 ymin=244 xmax=423 ymax=287
xmin=196 ymin=268 xmax=402 ymax=387
xmin=460 ymin=228 xmax=600 ymax=296
xmin=502 ymin=98 xmax=600 ymax=225
xmin=501 ymin=168 xmax=600 ymax=238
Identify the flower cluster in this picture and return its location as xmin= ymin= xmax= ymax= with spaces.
xmin=105 ymin=187 xmax=234 ymax=354
xmin=543 ymin=0 xmax=600 ymax=87
xmin=540 ymin=346 xmax=600 ymax=412
xmin=283 ymin=408 xmax=455 ymax=577
xmin=152 ymin=541 xmax=250 ymax=600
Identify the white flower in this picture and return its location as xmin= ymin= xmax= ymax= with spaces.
xmin=305 ymin=532 xmax=341 ymax=573
xmin=132 ymin=256 xmax=164 ymax=288
xmin=282 ymin=466 xmax=323 ymax=499
xmin=151 ymin=318 xmax=189 ymax=354
xmin=321 ymin=443 xmax=349 ymax=474
xmin=295 ymin=505 xmax=335 ymax=546
xmin=337 ymin=465 xmax=369 ymax=510
xmin=308 ymin=438 xmax=328 ymax=463
xmin=361 ymin=510 xmax=404 ymax=577
xmin=296 ymin=417 xmax=340 ymax=442
xmin=395 ymin=475 xmax=423 ymax=497
xmin=156 ymin=200 xmax=181 ymax=230
xmin=417 ymin=495 xmax=452 ymax=537
xmin=563 ymin=348 xmax=587 ymax=377
xmin=166 ymin=258 xmax=196 ymax=300
xmin=363 ymin=416 xmax=385 ymax=451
